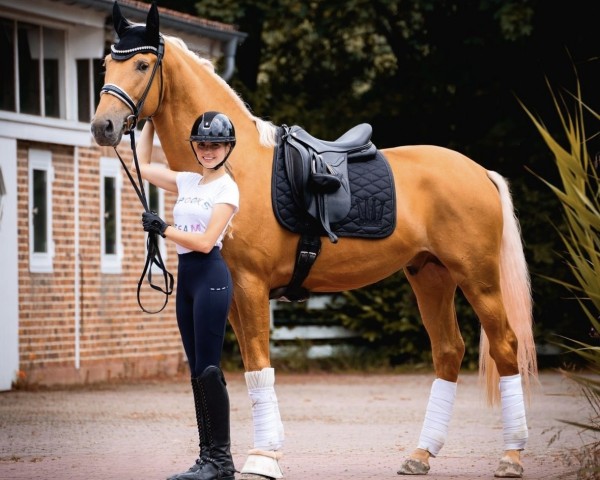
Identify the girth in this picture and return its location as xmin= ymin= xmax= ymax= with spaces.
xmin=269 ymin=234 xmax=321 ymax=302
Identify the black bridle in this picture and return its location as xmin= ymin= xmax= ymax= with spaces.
xmin=100 ymin=37 xmax=174 ymax=314
xmin=101 ymin=37 xmax=166 ymax=134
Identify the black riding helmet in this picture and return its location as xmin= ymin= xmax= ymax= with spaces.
xmin=189 ymin=112 xmax=236 ymax=170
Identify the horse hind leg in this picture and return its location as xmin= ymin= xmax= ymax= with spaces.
xmin=460 ymin=275 xmax=527 ymax=478
xmin=398 ymin=256 xmax=465 ymax=475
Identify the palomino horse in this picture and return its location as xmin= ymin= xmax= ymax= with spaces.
xmin=91 ymin=3 xmax=537 ymax=478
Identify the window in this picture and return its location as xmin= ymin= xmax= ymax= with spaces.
xmin=29 ymin=149 xmax=54 ymax=272
xmin=77 ymin=58 xmax=104 ymax=122
xmin=76 ymin=60 xmax=90 ymax=122
xmin=100 ymin=157 xmax=122 ymax=273
xmin=0 ymin=18 xmax=16 ymax=112
xmin=0 ymin=17 xmax=65 ymax=118
xmin=1 ymin=14 xmax=104 ymax=128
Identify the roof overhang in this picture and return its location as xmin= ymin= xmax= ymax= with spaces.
xmin=50 ymin=0 xmax=247 ymax=80
xmin=58 ymin=0 xmax=246 ymax=43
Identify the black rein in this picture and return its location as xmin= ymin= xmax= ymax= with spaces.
xmin=100 ymin=37 xmax=174 ymax=314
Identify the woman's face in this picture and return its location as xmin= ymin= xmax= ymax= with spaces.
xmin=193 ymin=142 xmax=229 ymax=169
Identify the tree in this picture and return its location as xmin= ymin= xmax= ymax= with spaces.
xmin=143 ymin=0 xmax=599 ymax=366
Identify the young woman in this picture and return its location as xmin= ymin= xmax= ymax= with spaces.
xmin=136 ymin=112 xmax=239 ymax=480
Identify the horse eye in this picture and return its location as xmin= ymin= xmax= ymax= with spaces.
xmin=138 ymin=61 xmax=150 ymax=72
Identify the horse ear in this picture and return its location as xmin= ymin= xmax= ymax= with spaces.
xmin=112 ymin=1 xmax=132 ymax=37
xmin=145 ymin=1 xmax=160 ymax=45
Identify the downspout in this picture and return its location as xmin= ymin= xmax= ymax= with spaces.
xmin=74 ymin=146 xmax=80 ymax=370
xmin=219 ymin=38 xmax=238 ymax=82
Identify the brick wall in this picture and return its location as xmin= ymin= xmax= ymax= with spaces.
xmin=17 ymin=140 xmax=185 ymax=386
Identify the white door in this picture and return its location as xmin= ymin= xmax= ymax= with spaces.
xmin=0 ymin=138 xmax=19 ymax=391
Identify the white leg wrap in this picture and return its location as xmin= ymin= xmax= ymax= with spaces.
xmin=245 ymin=368 xmax=284 ymax=450
xmin=500 ymin=374 xmax=528 ymax=451
xmin=241 ymin=449 xmax=284 ymax=479
xmin=417 ymin=378 xmax=457 ymax=457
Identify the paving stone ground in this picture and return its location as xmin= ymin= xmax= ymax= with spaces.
xmin=0 ymin=371 xmax=591 ymax=480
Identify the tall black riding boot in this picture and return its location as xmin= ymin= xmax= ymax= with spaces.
xmin=177 ymin=366 xmax=236 ymax=480
xmin=166 ymin=378 xmax=209 ymax=480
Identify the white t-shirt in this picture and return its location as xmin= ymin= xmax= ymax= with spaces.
xmin=172 ymin=172 xmax=239 ymax=254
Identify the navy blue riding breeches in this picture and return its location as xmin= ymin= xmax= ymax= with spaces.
xmin=176 ymin=248 xmax=233 ymax=377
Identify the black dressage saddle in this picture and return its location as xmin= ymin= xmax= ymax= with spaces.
xmin=277 ymin=123 xmax=384 ymax=243
xmin=270 ymin=123 xmax=396 ymax=301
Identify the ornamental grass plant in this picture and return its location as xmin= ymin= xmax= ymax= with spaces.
xmin=522 ymin=76 xmax=600 ymax=479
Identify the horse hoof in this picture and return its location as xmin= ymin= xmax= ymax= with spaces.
xmin=494 ymin=457 xmax=524 ymax=478
xmin=397 ymin=458 xmax=430 ymax=475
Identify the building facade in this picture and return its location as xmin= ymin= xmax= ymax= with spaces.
xmin=0 ymin=0 xmax=245 ymax=390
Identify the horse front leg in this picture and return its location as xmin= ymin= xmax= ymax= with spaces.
xmin=228 ymin=287 xmax=285 ymax=480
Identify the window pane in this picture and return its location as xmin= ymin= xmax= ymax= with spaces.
xmin=93 ymin=58 xmax=104 ymax=111
xmin=44 ymin=58 xmax=59 ymax=117
xmin=18 ymin=23 xmax=40 ymax=115
xmin=32 ymin=169 xmax=47 ymax=253
xmin=148 ymin=183 xmax=159 ymax=212
xmin=0 ymin=18 xmax=16 ymax=112
xmin=104 ymin=177 xmax=116 ymax=255
xmin=43 ymin=27 xmax=62 ymax=118
xmin=77 ymin=59 xmax=90 ymax=122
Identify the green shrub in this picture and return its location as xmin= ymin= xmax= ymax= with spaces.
xmin=523 ymin=77 xmax=600 ymax=479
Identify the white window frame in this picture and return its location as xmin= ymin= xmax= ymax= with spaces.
xmin=100 ymin=157 xmax=123 ymax=274
xmin=28 ymin=148 xmax=54 ymax=273
xmin=2 ymin=18 xmax=66 ymax=118
xmin=0 ymin=10 xmax=105 ymax=147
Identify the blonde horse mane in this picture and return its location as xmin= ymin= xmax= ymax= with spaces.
xmin=164 ymin=35 xmax=278 ymax=148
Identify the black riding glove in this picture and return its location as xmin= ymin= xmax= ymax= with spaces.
xmin=142 ymin=211 xmax=169 ymax=238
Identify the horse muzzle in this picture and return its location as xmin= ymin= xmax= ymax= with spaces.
xmin=90 ymin=114 xmax=126 ymax=146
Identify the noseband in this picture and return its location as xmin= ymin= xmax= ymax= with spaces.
xmin=100 ymin=37 xmax=165 ymax=133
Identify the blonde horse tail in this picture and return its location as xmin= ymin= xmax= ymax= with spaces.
xmin=480 ymin=171 xmax=538 ymax=406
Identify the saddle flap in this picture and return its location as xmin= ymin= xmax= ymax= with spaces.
xmin=284 ymin=139 xmax=311 ymax=210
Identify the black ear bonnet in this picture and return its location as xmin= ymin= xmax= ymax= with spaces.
xmin=111 ymin=1 xmax=161 ymax=60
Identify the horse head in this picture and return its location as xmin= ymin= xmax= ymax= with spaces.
xmin=91 ymin=1 xmax=163 ymax=146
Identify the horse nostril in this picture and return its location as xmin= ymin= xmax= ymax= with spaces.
xmin=105 ymin=119 xmax=114 ymax=135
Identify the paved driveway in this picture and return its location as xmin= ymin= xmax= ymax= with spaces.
xmin=0 ymin=371 xmax=589 ymax=479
